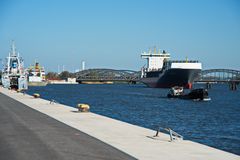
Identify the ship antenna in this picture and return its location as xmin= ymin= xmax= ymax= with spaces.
xmin=148 ymin=48 xmax=151 ymax=55
xmin=154 ymin=46 xmax=157 ymax=54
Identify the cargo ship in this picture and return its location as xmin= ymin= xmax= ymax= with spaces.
xmin=140 ymin=47 xmax=202 ymax=89
xmin=27 ymin=62 xmax=47 ymax=86
xmin=1 ymin=41 xmax=28 ymax=90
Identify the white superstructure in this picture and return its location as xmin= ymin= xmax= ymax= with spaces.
xmin=170 ymin=61 xmax=202 ymax=69
xmin=1 ymin=41 xmax=28 ymax=90
xmin=27 ymin=62 xmax=47 ymax=86
xmin=28 ymin=62 xmax=46 ymax=82
xmin=3 ymin=42 xmax=25 ymax=76
xmin=141 ymin=47 xmax=170 ymax=71
xmin=141 ymin=47 xmax=202 ymax=72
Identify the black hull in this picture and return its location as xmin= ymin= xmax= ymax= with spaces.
xmin=168 ymin=88 xmax=210 ymax=101
xmin=141 ymin=68 xmax=201 ymax=89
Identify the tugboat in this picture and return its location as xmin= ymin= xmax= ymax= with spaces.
xmin=167 ymin=87 xmax=211 ymax=101
xmin=167 ymin=86 xmax=184 ymax=98
xmin=1 ymin=41 xmax=28 ymax=90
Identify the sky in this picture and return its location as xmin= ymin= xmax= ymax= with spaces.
xmin=0 ymin=0 xmax=239 ymax=72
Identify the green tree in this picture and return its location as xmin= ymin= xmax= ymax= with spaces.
xmin=46 ymin=72 xmax=59 ymax=80
xmin=58 ymin=71 xmax=76 ymax=80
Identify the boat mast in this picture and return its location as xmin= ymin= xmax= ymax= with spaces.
xmin=11 ymin=40 xmax=17 ymax=57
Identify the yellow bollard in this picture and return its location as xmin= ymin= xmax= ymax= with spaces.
xmin=33 ymin=93 xmax=40 ymax=98
xmin=76 ymin=104 xmax=90 ymax=112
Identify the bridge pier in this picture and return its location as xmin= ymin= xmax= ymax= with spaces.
xmin=205 ymin=82 xmax=212 ymax=89
xmin=229 ymin=82 xmax=237 ymax=91
xmin=128 ymin=80 xmax=137 ymax=84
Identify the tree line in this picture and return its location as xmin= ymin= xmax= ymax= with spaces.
xmin=46 ymin=71 xmax=76 ymax=80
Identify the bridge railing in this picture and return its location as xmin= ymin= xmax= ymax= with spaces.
xmin=197 ymin=69 xmax=240 ymax=82
xmin=77 ymin=75 xmax=140 ymax=81
xmin=76 ymin=69 xmax=240 ymax=82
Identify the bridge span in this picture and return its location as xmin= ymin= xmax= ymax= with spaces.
xmin=75 ymin=69 xmax=140 ymax=84
xmin=196 ymin=69 xmax=240 ymax=90
xmin=197 ymin=69 xmax=240 ymax=82
xmin=76 ymin=68 xmax=240 ymax=89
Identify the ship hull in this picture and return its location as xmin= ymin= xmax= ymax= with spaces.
xmin=141 ymin=68 xmax=201 ymax=89
xmin=28 ymin=81 xmax=47 ymax=86
xmin=1 ymin=75 xmax=28 ymax=90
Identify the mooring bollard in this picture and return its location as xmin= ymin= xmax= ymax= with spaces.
xmin=76 ymin=103 xmax=90 ymax=112
xmin=33 ymin=93 xmax=40 ymax=98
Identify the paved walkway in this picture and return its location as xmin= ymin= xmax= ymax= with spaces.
xmin=0 ymin=93 xmax=136 ymax=160
xmin=1 ymin=87 xmax=239 ymax=160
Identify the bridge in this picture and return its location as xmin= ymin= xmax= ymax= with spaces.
xmin=197 ymin=69 xmax=240 ymax=90
xmin=198 ymin=69 xmax=240 ymax=82
xmin=76 ymin=68 xmax=240 ymax=89
xmin=75 ymin=69 xmax=140 ymax=84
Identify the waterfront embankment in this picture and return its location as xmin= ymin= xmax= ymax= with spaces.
xmin=0 ymin=92 xmax=135 ymax=160
xmin=0 ymin=87 xmax=239 ymax=160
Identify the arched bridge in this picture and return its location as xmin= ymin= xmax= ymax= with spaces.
xmin=76 ymin=69 xmax=140 ymax=83
xmin=198 ymin=69 xmax=240 ymax=82
xmin=75 ymin=68 xmax=240 ymax=84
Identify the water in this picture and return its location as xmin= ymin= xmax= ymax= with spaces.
xmin=26 ymin=84 xmax=240 ymax=155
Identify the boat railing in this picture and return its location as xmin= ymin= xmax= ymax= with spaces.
xmin=142 ymin=68 xmax=162 ymax=72
xmin=141 ymin=68 xmax=162 ymax=78
xmin=169 ymin=60 xmax=199 ymax=63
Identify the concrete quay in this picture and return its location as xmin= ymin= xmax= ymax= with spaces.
xmin=0 ymin=92 xmax=135 ymax=160
xmin=1 ymin=87 xmax=239 ymax=160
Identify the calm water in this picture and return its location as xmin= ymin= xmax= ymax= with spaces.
xmin=26 ymin=84 xmax=240 ymax=155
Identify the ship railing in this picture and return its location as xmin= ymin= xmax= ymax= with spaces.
xmin=141 ymin=68 xmax=164 ymax=78
xmin=142 ymin=68 xmax=162 ymax=72
xmin=77 ymin=75 xmax=140 ymax=81
xmin=169 ymin=60 xmax=199 ymax=63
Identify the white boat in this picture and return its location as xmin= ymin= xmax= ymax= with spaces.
xmin=27 ymin=62 xmax=47 ymax=86
xmin=1 ymin=41 xmax=28 ymax=90
xmin=167 ymin=86 xmax=184 ymax=98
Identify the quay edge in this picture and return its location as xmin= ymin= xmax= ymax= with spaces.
xmin=0 ymin=87 xmax=239 ymax=160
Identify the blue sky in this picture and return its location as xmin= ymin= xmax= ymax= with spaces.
xmin=0 ymin=0 xmax=239 ymax=72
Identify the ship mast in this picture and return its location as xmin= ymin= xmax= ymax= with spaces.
xmin=10 ymin=40 xmax=17 ymax=57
